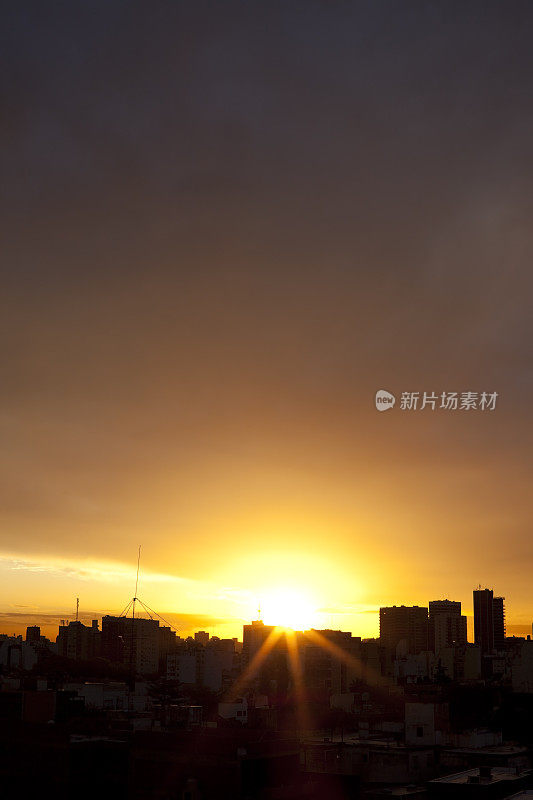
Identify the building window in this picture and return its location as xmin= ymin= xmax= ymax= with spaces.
xmin=416 ymin=726 xmax=423 ymax=737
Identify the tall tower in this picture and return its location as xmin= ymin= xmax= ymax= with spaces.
xmin=429 ymin=599 xmax=467 ymax=652
xmin=379 ymin=605 xmax=429 ymax=654
xmin=473 ymin=588 xmax=494 ymax=654
xmin=473 ymin=588 xmax=506 ymax=654
xmin=492 ymin=596 xmax=506 ymax=650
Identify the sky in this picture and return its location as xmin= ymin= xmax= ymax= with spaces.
xmin=1 ymin=1 xmax=532 ymax=642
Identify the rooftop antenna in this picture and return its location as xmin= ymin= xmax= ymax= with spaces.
xmin=76 ymin=597 xmax=79 ymax=622
xmin=133 ymin=544 xmax=141 ymax=620
xmin=128 ymin=545 xmax=142 ymax=702
xmin=114 ymin=545 xmax=185 ymax=699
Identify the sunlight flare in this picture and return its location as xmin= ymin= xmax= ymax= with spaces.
xmin=260 ymin=587 xmax=319 ymax=631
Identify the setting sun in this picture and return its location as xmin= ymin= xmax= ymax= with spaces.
xmin=259 ymin=587 xmax=319 ymax=631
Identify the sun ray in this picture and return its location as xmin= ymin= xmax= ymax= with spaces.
xmin=285 ymin=629 xmax=312 ymax=733
xmin=304 ymin=627 xmax=379 ymax=686
xmin=223 ymin=626 xmax=283 ymax=702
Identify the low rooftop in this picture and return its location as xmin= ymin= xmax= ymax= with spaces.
xmin=430 ymin=767 xmax=531 ymax=786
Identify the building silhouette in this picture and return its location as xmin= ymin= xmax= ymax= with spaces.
xmin=101 ymin=615 xmax=160 ymax=675
xmin=57 ymin=620 xmax=101 ymax=661
xmin=428 ymin=600 xmax=467 ymax=652
xmin=473 ymin=588 xmax=506 ymax=654
xmin=493 ymin=595 xmax=506 ymax=650
xmin=299 ymin=629 xmax=363 ymax=693
xmin=473 ymin=589 xmax=494 ymax=654
xmin=379 ymin=606 xmax=428 ymax=654
xmin=166 ymin=636 xmax=238 ymax=691
xmin=25 ymin=626 xmax=41 ymax=644
xmin=242 ymin=620 xmax=275 ymax=669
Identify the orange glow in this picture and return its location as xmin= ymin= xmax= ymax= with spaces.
xmin=260 ymin=587 xmax=319 ymax=631
xmin=224 ymin=626 xmax=283 ymax=702
xmin=285 ymin=629 xmax=311 ymax=731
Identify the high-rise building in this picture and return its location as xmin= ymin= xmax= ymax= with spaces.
xmin=473 ymin=589 xmax=494 ymax=654
xmin=194 ymin=630 xmax=210 ymax=646
xmin=57 ymin=619 xmax=101 ymax=661
xmin=101 ymin=615 xmax=160 ymax=675
xmin=101 ymin=615 xmax=125 ymax=663
xmin=473 ymin=588 xmax=505 ymax=654
xmin=167 ymin=637 xmax=237 ymax=691
xmin=242 ymin=620 xmax=276 ymax=669
xmin=25 ymin=626 xmax=41 ymax=644
xmin=241 ymin=619 xmax=285 ymax=693
xmin=428 ymin=600 xmax=467 ymax=652
xmin=492 ymin=596 xmax=506 ymax=650
xmin=429 ymin=600 xmax=461 ymax=617
xmin=379 ymin=606 xmax=429 ymax=654
xmin=158 ymin=625 xmax=178 ymax=670
xmin=300 ymin=630 xmax=362 ymax=694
